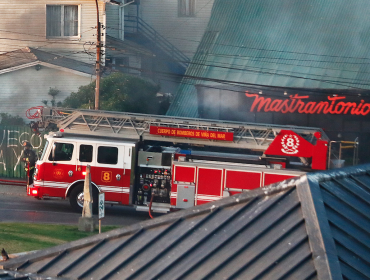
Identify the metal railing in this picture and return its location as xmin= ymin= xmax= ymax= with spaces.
xmin=328 ymin=138 xmax=359 ymax=169
xmin=124 ymin=16 xmax=190 ymax=69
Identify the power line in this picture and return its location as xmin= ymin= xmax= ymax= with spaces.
xmin=102 ymin=41 xmax=370 ymax=88
xmin=0 ymin=40 xmax=369 ymax=93
xmin=113 ymin=64 xmax=370 ymax=97
xmin=106 ymin=23 xmax=370 ymax=62
xmin=1 ymin=32 xmax=370 ymax=94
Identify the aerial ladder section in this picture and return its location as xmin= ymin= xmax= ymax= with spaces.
xmin=31 ymin=107 xmax=328 ymax=152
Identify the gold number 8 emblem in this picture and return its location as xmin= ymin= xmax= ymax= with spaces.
xmin=102 ymin=171 xmax=112 ymax=182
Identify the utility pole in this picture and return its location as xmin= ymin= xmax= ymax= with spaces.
xmin=95 ymin=0 xmax=101 ymax=110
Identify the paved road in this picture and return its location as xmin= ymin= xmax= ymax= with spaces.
xmin=0 ymin=184 xmax=153 ymax=226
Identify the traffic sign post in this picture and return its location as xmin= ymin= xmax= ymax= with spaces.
xmin=98 ymin=192 xmax=105 ymax=233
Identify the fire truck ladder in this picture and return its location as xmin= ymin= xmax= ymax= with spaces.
xmin=37 ymin=108 xmax=328 ymax=151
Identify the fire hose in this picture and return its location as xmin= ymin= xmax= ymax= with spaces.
xmin=27 ymin=161 xmax=30 ymax=188
xmin=148 ymin=193 xmax=155 ymax=219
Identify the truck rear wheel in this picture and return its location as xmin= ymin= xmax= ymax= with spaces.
xmin=69 ymin=184 xmax=98 ymax=213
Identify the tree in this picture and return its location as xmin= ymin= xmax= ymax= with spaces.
xmin=48 ymin=87 xmax=61 ymax=107
xmin=63 ymin=73 xmax=165 ymax=114
xmin=0 ymin=113 xmax=25 ymax=125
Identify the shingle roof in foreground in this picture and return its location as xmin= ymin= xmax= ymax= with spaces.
xmin=1 ymin=164 xmax=370 ymax=280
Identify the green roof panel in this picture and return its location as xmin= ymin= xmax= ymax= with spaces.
xmin=168 ymin=0 xmax=370 ymax=117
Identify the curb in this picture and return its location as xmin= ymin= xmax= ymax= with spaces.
xmin=0 ymin=179 xmax=26 ymax=187
xmin=0 ymin=192 xmax=28 ymax=197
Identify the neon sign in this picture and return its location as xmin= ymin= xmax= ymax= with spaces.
xmin=150 ymin=126 xmax=234 ymax=141
xmin=245 ymin=92 xmax=370 ymax=116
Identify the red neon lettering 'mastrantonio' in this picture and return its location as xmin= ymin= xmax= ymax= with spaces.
xmin=361 ymin=104 xmax=370 ymax=115
xmin=245 ymin=91 xmax=370 ymax=116
xmin=327 ymin=96 xmax=346 ymax=114
xmin=245 ymin=93 xmax=271 ymax=112
xmin=268 ymin=99 xmax=282 ymax=112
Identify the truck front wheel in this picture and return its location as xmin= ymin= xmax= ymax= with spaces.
xmin=69 ymin=184 xmax=98 ymax=213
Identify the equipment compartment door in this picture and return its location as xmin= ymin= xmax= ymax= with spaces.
xmin=173 ymin=165 xmax=196 ymax=183
xmin=225 ymin=170 xmax=262 ymax=195
xmin=171 ymin=165 xmax=196 ymax=206
xmin=176 ymin=184 xmax=195 ymax=208
xmin=196 ymin=167 xmax=223 ymax=205
xmin=263 ymin=172 xmax=297 ymax=186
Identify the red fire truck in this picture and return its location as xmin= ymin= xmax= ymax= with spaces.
xmin=26 ymin=107 xmax=358 ymax=213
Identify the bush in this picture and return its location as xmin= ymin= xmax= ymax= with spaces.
xmin=0 ymin=113 xmax=25 ymax=125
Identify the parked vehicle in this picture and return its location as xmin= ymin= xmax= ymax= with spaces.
xmin=27 ymin=107 xmax=358 ymax=213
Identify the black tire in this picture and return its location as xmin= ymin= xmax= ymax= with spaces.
xmin=69 ymin=184 xmax=98 ymax=214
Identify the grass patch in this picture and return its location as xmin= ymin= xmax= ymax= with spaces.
xmin=0 ymin=223 xmax=118 ymax=254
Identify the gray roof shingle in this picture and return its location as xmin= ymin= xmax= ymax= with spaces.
xmin=0 ymin=47 xmax=95 ymax=76
xmin=1 ymin=164 xmax=370 ymax=279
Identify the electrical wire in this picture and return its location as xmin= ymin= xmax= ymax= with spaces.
xmin=1 ymin=13 xmax=370 ymax=99
xmin=0 ymin=25 xmax=368 ymax=88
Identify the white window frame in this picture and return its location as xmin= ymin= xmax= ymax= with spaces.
xmin=46 ymin=4 xmax=81 ymax=39
xmin=178 ymin=0 xmax=196 ymax=17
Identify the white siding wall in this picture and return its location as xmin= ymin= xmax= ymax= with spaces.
xmin=0 ymin=0 xmax=106 ymax=64
xmin=0 ymin=66 xmax=93 ymax=121
xmin=132 ymin=0 xmax=214 ymax=60
xmin=128 ymin=55 xmax=141 ymax=75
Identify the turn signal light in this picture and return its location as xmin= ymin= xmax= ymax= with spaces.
xmin=82 ymin=171 xmax=87 ymax=175
xmin=31 ymin=189 xmax=38 ymax=195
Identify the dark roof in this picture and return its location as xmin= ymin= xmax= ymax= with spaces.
xmin=1 ymin=164 xmax=370 ymax=279
xmin=0 ymin=48 xmax=95 ymax=75
xmin=167 ymin=0 xmax=370 ymax=117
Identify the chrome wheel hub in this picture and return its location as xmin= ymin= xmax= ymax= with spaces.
xmin=77 ymin=192 xmax=84 ymax=208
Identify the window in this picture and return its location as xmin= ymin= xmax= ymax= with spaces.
xmin=106 ymin=57 xmax=129 ymax=73
xmin=178 ymin=0 xmax=195 ymax=17
xmin=79 ymin=145 xmax=93 ymax=163
xmin=46 ymin=5 xmax=79 ymax=37
xmin=49 ymin=142 xmax=74 ymax=161
xmin=98 ymin=146 xmax=118 ymax=165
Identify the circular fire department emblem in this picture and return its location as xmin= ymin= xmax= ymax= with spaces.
xmin=281 ymin=134 xmax=300 ymax=154
xmin=53 ymin=169 xmax=64 ymax=179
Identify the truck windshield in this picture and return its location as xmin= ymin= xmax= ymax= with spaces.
xmin=40 ymin=140 xmax=49 ymax=161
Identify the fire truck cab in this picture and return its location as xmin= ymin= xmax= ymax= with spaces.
xmin=32 ymin=133 xmax=135 ymax=211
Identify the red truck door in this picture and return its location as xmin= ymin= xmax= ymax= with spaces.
xmin=41 ymin=140 xmax=77 ymax=197
xmin=90 ymin=144 xmax=130 ymax=204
